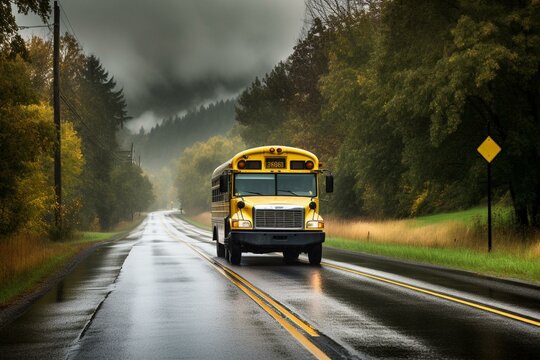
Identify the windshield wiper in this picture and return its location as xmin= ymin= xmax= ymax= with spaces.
xmin=242 ymin=191 xmax=263 ymax=195
xmin=278 ymin=189 xmax=298 ymax=196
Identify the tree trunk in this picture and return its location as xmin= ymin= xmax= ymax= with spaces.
xmin=510 ymin=184 xmax=529 ymax=226
xmin=532 ymin=193 xmax=540 ymax=228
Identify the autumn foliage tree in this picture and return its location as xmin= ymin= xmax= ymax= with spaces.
xmin=0 ymin=0 xmax=50 ymax=59
xmin=175 ymin=135 xmax=245 ymax=214
xmin=1 ymin=2 xmax=154 ymax=237
xmin=236 ymin=0 xmax=540 ymax=227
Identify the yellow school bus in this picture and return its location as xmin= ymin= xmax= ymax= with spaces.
xmin=211 ymin=146 xmax=333 ymax=265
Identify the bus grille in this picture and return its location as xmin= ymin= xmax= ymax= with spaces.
xmin=254 ymin=208 xmax=304 ymax=230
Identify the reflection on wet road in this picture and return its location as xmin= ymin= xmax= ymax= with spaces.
xmin=1 ymin=211 xmax=539 ymax=359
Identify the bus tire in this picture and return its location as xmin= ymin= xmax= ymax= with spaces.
xmin=229 ymin=243 xmax=241 ymax=265
xmin=214 ymin=227 xmax=225 ymax=258
xmin=216 ymin=241 xmax=225 ymax=258
xmin=308 ymin=244 xmax=322 ymax=266
xmin=283 ymin=250 xmax=299 ymax=264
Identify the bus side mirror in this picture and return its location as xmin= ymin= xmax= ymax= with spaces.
xmin=219 ymin=174 xmax=228 ymax=193
xmin=325 ymin=175 xmax=334 ymax=193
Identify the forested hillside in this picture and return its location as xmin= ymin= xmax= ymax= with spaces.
xmin=129 ymin=100 xmax=236 ymax=171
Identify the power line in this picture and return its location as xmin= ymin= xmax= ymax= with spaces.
xmin=60 ymin=94 xmax=122 ymax=162
xmin=18 ymin=24 xmax=53 ymax=41
xmin=52 ymin=3 xmax=127 ymax=165
xmin=58 ymin=2 xmax=82 ymax=46
xmin=18 ymin=24 xmax=51 ymax=29
xmin=57 ymin=2 xmax=130 ymax=153
xmin=60 ymin=95 xmax=110 ymax=152
xmin=60 ymin=95 xmax=103 ymax=149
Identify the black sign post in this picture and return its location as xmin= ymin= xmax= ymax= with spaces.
xmin=477 ymin=132 xmax=501 ymax=253
xmin=487 ymin=156 xmax=492 ymax=252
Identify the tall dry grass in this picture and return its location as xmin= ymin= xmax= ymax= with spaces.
xmin=190 ymin=210 xmax=539 ymax=258
xmin=528 ymin=241 xmax=540 ymax=258
xmin=1 ymin=216 xmax=143 ymax=303
xmin=0 ymin=233 xmax=58 ymax=286
xmin=191 ymin=212 xmax=212 ymax=227
xmin=325 ymin=217 xmax=540 ymax=258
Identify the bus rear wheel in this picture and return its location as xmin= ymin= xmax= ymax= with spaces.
xmin=308 ymin=244 xmax=322 ymax=266
xmin=228 ymin=243 xmax=241 ymax=265
xmin=216 ymin=241 xmax=225 ymax=258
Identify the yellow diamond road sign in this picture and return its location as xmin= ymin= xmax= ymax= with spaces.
xmin=477 ymin=136 xmax=501 ymax=163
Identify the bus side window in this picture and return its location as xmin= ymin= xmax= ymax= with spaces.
xmin=219 ymin=174 xmax=228 ymax=193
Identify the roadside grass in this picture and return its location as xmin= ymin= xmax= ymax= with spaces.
xmin=325 ymin=207 xmax=540 ymax=284
xmin=325 ymin=237 xmax=540 ymax=283
xmin=77 ymin=231 xmax=116 ymax=242
xmin=411 ymin=206 xmax=514 ymax=227
xmin=326 ymin=207 xmax=537 ymax=253
xmin=0 ymin=215 xmax=144 ymax=306
xmin=177 ymin=211 xmax=212 ymax=230
xmin=0 ymin=236 xmax=81 ymax=305
xmin=412 ymin=207 xmax=486 ymax=226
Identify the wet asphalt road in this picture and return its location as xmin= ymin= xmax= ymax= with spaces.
xmin=1 ymin=211 xmax=539 ymax=359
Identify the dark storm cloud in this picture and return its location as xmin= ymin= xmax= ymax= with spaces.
xmin=129 ymin=72 xmax=252 ymax=118
xmin=46 ymin=0 xmax=305 ymax=129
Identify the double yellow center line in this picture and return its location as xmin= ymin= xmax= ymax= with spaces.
xmin=163 ymin=214 xmax=539 ymax=360
xmin=161 ymin=221 xmax=331 ymax=360
xmin=322 ymin=261 xmax=540 ymax=328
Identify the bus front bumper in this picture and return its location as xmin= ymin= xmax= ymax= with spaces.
xmin=229 ymin=230 xmax=324 ymax=253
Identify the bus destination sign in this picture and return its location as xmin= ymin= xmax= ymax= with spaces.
xmin=266 ymin=158 xmax=285 ymax=169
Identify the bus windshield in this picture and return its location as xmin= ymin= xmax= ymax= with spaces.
xmin=234 ymin=173 xmax=316 ymax=197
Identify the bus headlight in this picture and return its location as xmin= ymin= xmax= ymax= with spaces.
xmin=232 ymin=220 xmax=252 ymax=228
xmin=306 ymin=220 xmax=324 ymax=229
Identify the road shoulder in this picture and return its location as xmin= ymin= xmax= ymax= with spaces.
xmin=0 ymin=223 xmax=143 ymax=330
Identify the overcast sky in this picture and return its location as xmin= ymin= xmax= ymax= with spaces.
xmin=17 ymin=0 xmax=306 ymax=131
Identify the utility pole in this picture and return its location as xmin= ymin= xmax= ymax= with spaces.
xmin=53 ymin=1 xmax=62 ymax=230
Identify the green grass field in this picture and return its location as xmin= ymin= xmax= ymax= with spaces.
xmin=412 ymin=207 xmax=486 ymax=226
xmin=325 ymin=237 xmax=540 ymax=284
xmin=411 ymin=206 xmax=514 ymax=227
xmin=79 ymin=231 xmax=118 ymax=242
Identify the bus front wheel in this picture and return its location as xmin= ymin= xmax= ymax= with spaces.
xmin=229 ymin=243 xmax=241 ymax=265
xmin=308 ymin=244 xmax=322 ymax=266
xmin=216 ymin=240 xmax=225 ymax=258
